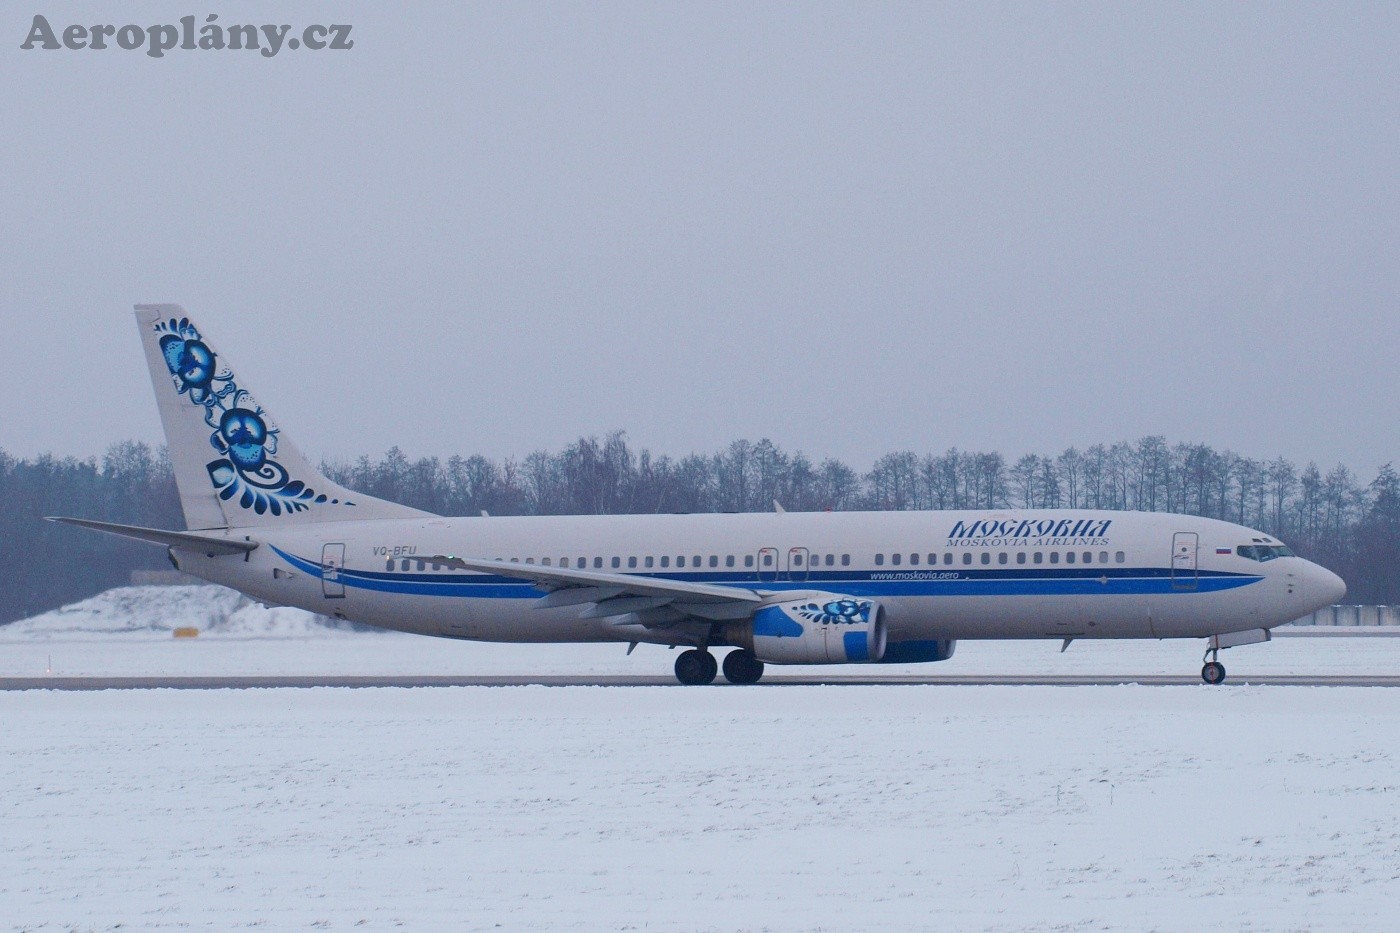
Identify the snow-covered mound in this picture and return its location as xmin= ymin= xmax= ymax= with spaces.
xmin=0 ymin=586 xmax=377 ymax=639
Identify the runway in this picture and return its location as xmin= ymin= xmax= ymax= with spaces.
xmin=4 ymin=673 xmax=1400 ymax=690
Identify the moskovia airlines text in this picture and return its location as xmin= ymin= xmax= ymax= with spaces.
xmin=20 ymin=14 xmax=353 ymax=58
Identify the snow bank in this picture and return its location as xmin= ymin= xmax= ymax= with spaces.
xmin=0 ymin=585 xmax=368 ymax=639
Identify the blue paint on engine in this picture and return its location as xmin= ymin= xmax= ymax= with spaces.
xmin=843 ymin=630 xmax=869 ymax=662
xmin=751 ymin=606 xmax=803 ymax=638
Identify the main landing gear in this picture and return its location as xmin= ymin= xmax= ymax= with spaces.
xmin=674 ymin=648 xmax=718 ymax=685
xmin=673 ymin=648 xmax=766 ymax=685
xmin=721 ymin=649 xmax=765 ymax=685
xmin=1201 ymin=645 xmax=1227 ymax=685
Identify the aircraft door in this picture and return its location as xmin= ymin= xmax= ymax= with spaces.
xmin=322 ymin=542 xmax=346 ymax=598
xmin=1170 ymin=532 xmax=1198 ymax=591
xmin=786 ymin=547 xmax=809 ymax=582
xmin=757 ymin=547 xmax=778 ymax=583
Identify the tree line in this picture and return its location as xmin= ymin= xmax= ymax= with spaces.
xmin=3 ymin=433 xmax=1397 ymax=623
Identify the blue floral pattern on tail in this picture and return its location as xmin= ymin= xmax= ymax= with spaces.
xmin=154 ymin=316 xmax=352 ymax=516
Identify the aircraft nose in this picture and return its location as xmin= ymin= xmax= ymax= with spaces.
xmin=1307 ymin=562 xmax=1347 ymax=608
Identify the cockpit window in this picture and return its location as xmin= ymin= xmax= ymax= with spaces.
xmin=1236 ymin=544 xmax=1296 ymax=562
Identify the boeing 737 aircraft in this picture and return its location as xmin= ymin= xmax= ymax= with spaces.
xmin=51 ymin=305 xmax=1346 ymax=684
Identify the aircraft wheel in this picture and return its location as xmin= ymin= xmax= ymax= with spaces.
xmin=1201 ymin=661 xmax=1227 ymax=685
xmin=722 ymin=649 xmax=765 ymax=685
xmin=675 ymin=649 xmax=718 ymax=685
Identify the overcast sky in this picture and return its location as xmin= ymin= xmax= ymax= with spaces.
xmin=2 ymin=3 xmax=1396 ymax=473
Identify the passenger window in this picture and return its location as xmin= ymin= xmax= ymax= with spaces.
xmin=509 ymin=557 xmax=520 ymax=563
xmin=1083 ymin=551 xmax=1092 ymax=564
xmin=1033 ymin=552 xmax=1043 ymax=565
xmin=762 ymin=553 xmax=773 ymax=567
xmin=693 ymin=555 xmax=701 ymax=567
xmin=841 ymin=554 xmax=850 ymax=566
xmin=386 ymin=559 xmax=395 ymax=571
xmin=710 ymin=555 xmax=718 ymax=568
xmin=1066 ymin=552 xmax=1075 ymax=564
xmin=794 ymin=554 xmax=804 ymax=566
xmin=962 ymin=553 xmax=972 ymax=565
xmin=1115 ymin=551 xmax=1125 ymax=563
xmin=594 ymin=557 xmax=603 ymax=569
xmin=645 ymin=556 xmax=654 ymax=568
xmin=560 ymin=558 xmax=569 ymax=568
xmin=910 ymin=553 xmax=919 ymax=566
xmin=998 ymin=552 xmax=1008 ymax=565
xmin=943 ymin=553 xmax=952 ymax=565
xmin=578 ymin=557 xmax=586 ymax=568
xmin=825 ymin=554 xmax=834 ymax=567
xmin=875 ymin=554 xmax=885 ymax=566
xmin=980 ymin=552 xmax=991 ymax=565
xmin=1049 ymin=552 xmax=1060 ymax=564
xmin=727 ymin=555 xmax=736 ymax=568
xmin=1099 ymin=551 xmax=1108 ymax=564
xmin=745 ymin=555 xmax=755 ymax=568
xmin=628 ymin=556 xmax=638 ymax=569
xmin=660 ymin=556 xmax=670 ymax=568
xmin=676 ymin=556 xmax=685 ymax=568
xmin=612 ymin=557 xmax=621 ymax=569
xmin=542 ymin=558 xmax=551 ymax=566
xmin=1016 ymin=552 xmax=1026 ymax=565
xmin=891 ymin=554 xmax=901 ymax=566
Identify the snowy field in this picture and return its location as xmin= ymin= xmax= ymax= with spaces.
xmin=5 ymin=588 xmax=1400 ymax=930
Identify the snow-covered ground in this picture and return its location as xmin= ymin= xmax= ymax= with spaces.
xmin=5 ymin=587 xmax=1400 ymax=930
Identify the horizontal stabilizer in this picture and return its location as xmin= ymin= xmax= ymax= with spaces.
xmin=46 ymin=517 xmax=258 ymax=556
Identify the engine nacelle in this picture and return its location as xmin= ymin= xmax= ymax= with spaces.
xmin=726 ymin=595 xmax=887 ymax=664
xmin=879 ymin=639 xmax=956 ymax=664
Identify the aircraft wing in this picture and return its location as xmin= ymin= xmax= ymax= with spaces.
xmin=46 ymin=517 xmax=259 ymax=556
xmin=423 ymin=554 xmax=764 ymax=625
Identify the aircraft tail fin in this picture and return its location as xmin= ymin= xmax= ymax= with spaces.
xmin=134 ymin=304 xmax=433 ymax=530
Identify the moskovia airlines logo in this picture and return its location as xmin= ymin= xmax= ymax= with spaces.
xmin=948 ymin=517 xmax=1113 ymax=547
xmin=20 ymin=14 xmax=353 ymax=58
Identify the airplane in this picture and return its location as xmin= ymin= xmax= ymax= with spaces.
xmin=50 ymin=305 xmax=1347 ymax=685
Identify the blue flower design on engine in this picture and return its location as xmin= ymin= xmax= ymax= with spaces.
xmin=154 ymin=316 xmax=350 ymax=517
xmin=795 ymin=599 xmax=871 ymax=626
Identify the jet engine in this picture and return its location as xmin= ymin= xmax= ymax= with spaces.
xmin=724 ymin=595 xmax=887 ymax=664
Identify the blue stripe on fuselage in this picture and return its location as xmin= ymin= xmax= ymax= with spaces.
xmin=271 ymin=546 xmax=1263 ymax=600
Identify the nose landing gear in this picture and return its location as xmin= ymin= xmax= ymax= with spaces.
xmin=1201 ymin=645 xmax=1227 ymax=685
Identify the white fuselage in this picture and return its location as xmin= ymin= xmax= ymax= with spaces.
xmin=174 ymin=508 xmax=1344 ymax=659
